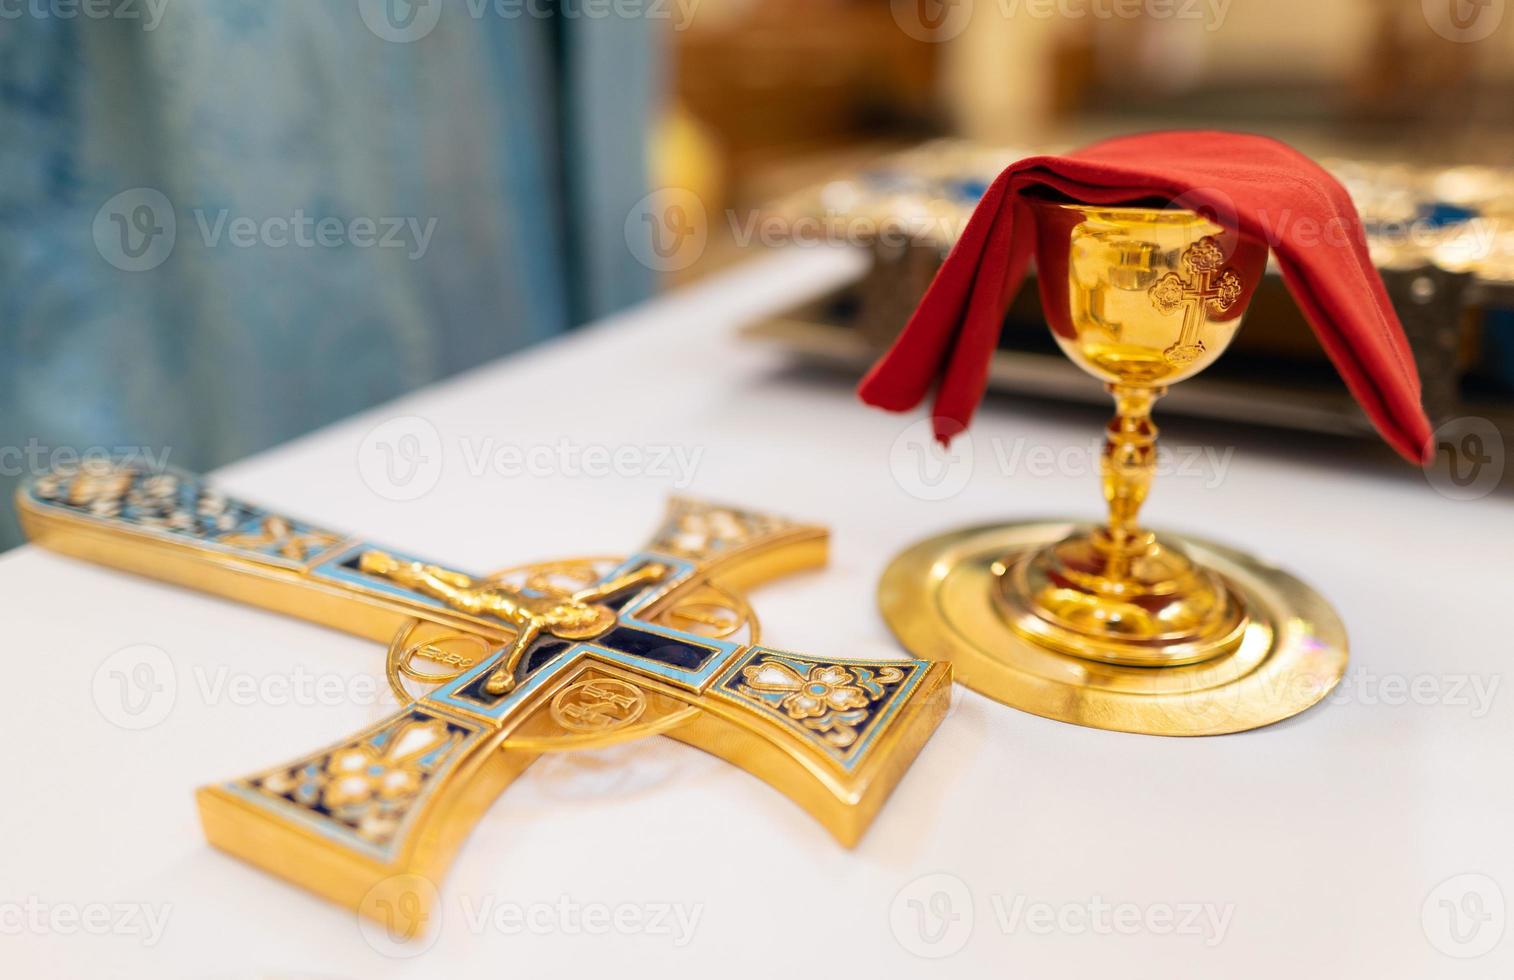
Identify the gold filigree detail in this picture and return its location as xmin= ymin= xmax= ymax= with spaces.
xmin=258 ymin=718 xmax=459 ymax=845
xmin=742 ymin=661 xmax=866 ymax=718
xmin=649 ymin=499 xmax=793 ymax=560
xmin=549 ymin=678 xmax=647 ymax=734
xmin=359 ymin=552 xmax=668 ymax=695
xmin=737 ymin=659 xmax=908 ymax=749
xmin=655 ymin=583 xmax=752 ymax=640
xmin=220 ymin=516 xmax=341 ymax=561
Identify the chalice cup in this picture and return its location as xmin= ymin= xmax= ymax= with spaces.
xmin=878 ymin=201 xmax=1348 ymax=736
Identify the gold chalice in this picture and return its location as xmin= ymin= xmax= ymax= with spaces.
xmin=879 ymin=201 xmax=1348 ymax=735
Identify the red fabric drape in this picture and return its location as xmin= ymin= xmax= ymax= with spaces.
xmin=857 ymin=131 xmax=1432 ymax=464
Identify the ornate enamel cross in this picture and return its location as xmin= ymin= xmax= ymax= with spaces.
xmin=1147 ymin=235 xmax=1244 ymax=367
xmin=17 ymin=460 xmax=950 ymax=932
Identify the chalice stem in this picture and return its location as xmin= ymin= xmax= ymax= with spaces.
xmin=1099 ymin=384 xmax=1164 ymax=577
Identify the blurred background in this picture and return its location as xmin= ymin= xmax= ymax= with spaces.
xmin=3 ymin=0 xmax=1512 ymax=547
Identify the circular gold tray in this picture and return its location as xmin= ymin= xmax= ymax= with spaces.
xmin=878 ymin=521 xmax=1348 ymax=736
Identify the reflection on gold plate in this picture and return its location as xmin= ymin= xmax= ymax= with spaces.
xmin=878 ymin=521 xmax=1347 ymax=736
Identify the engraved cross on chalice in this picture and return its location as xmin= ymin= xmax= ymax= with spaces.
xmin=1148 ymin=236 xmax=1245 ymax=367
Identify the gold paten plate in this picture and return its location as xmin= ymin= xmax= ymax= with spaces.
xmin=878 ymin=521 xmax=1348 ymax=736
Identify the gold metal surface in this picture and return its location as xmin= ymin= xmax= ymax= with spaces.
xmin=878 ymin=203 xmax=1345 ymax=734
xmin=879 ymin=521 xmax=1347 ymax=736
xmin=359 ymin=549 xmax=670 ymax=695
xmin=19 ymin=468 xmax=950 ymax=936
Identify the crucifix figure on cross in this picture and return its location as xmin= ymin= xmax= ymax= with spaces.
xmin=355 ymin=549 xmax=672 ymax=695
xmin=18 ymin=460 xmax=951 ymax=936
xmin=1147 ymin=235 xmax=1245 ymax=367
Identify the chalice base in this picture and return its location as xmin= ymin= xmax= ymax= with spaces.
xmin=878 ymin=521 xmax=1347 ymax=736
xmin=998 ymin=531 xmax=1248 ymax=668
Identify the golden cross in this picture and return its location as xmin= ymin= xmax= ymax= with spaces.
xmin=18 ymin=461 xmax=950 ymax=938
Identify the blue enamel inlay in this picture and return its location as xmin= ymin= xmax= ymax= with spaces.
xmin=713 ymin=650 xmax=930 ymax=772
xmin=308 ymin=544 xmax=490 ymax=613
xmin=425 ymin=551 xmax=743 ymax=720
xmin=228 ymin=708 xmax=487 ymax=863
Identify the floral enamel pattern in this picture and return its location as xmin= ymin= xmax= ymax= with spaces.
xmin=27 ymin=460 xmax=341 ymax=563
xmin=248 ymin=711 xmax=477 ymax=851
xmin=648 ymin=498 xmax=795 ymax=561
xmin=718 ymin=652 xmax=922 ymax=766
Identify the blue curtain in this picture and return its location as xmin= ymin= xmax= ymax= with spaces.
xmin=0 ymin=0 xmax=658 ymax=548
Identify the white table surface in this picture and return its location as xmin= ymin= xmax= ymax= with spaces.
xmin=4 ymin=246 xmax=1511 ymax=979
